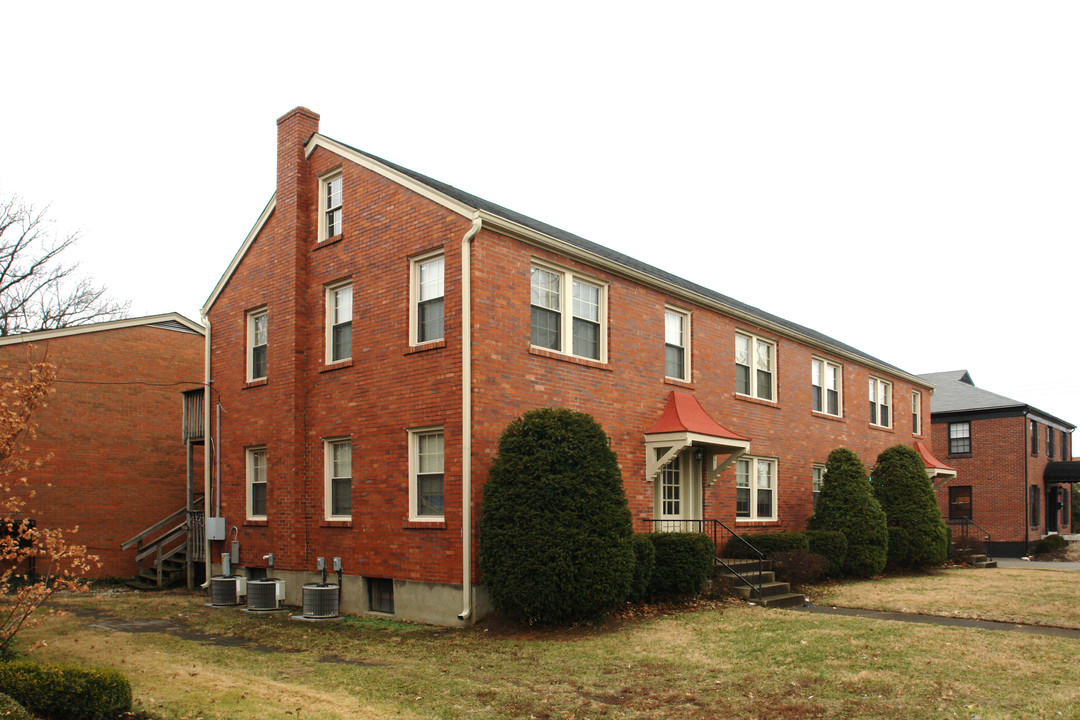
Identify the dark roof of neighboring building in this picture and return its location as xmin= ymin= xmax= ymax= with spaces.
xmin=0 ymin=313 xmax=205 ymax=346
xmin=335 ymin=139 xmax=920 ymax=382
xmin=918 ymin=370 xmax=1075 ymax=429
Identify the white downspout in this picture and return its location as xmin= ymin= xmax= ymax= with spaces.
xmin=200 ymin=314 xmax=213 ymax=588
xmin=458 ymin=214 xmax=482 ymax=622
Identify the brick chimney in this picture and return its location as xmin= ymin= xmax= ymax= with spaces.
xmin=276 ymin=106 xmax=320 ymax=239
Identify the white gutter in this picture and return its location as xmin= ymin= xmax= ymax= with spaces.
xmin=458 ymin=214 xmax=482 ymax=622
xmin=200 ymin=314 xmax=213 ymax=588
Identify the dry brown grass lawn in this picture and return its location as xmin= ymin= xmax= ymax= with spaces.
xmin=812 ymin=566 xmax=1080 ymax=629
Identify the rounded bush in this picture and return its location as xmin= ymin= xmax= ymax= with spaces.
xmin=644 ymin=532 xmax=715 ymax=598
xmin=1033 ymin=534 xmax=1068 ymax=555
xmin=478 ymin=408 xmax=634 ymax=623
xmin=0 ymin=692 xmax=33 ymax=720
xmin=806 ymin=530 xmax=847 ymax=578
xmin=628 ymin=534 xmax=656 ymax=603
xmin=0 ymin=661 xmax=132 ymax=720
xmin=771 ymin=549 xmax=828 ymax=586
xmin=808 ymin=448 xmax=888 ymax=578
xmin=724 ymin=531 xmax=808 ymax=558
xmin=871 ymin=445 xmax=948 ymax=569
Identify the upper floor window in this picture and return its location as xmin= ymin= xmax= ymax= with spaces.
xmin=320 ymin=172 xmax=343 ymax=241
xmin=1031 ymin=420 xmax=1039 ymax=455
xmin=735 ymin=456 xmax=777 ymax=521
xmin=326 ymin=281 xmax=352 ymax=363
xmin=247 ymin=308 xmax=267 ymax=381
xmin=735 ymin=332 xmax=775 ymax=401
xmin=409 ymin=429 xmax=444 ymax=521
xmin=325 ymin=438 xmax=352 ymax=520
xmin=664 ymin=308 xmax=690 ymax=381
xmin=811 ymin=358 xmax=841 ymax=416
xmin=949 ymin=422 xmax=971 ymax=455
xmin=868 ymin=377 xmax=892 ymax=428
xmin=1047 ymin=426 xmax=1055 ymax=458
xmin=247 ymin=447 xmax=267 ymax=520
xmin=949 ymin=486 xmax=972 ymax=520
xmin=812 ymin=464 xmax=825 ymax=507
xmin=912 ymin=390 xmax=922 ymax=435
xmin=1063 ymin=433 xmax=1071 ymax=461
xmin=530 ymin=264 xmax=606 ymax=362
xmin=413 ymin=253 xmax=444 ymax=344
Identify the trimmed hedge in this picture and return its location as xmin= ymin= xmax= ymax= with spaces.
xmin=478 ymin=408 xmax=634 ymax=623
xmin=0 ymin=662 xmax=131 ymax=720
xmin=1034 ymin=534 xmax=1068 ymax=555
xmin=644 ymin=532 xmax=715 ymax=598
xmin=723 ymin=531 xmax=808 ymax=559
xmin=806 ymin=530 xmax=847 ymax=578
xmin=0 ymin=692 xmax=33 ymax=720
xmin=771 ymin=550 xmax=828 ymax=586
xmin=808 ymin=448 xmax=888 ymax=578
xmin=871 ymin=445 xmax=948 ymax=569
xmin=628 ymin=534 xmax=656 ymax=603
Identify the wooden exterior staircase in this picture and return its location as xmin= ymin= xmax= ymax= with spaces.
xmin=120 ymin=497 xmax=205 ymax=589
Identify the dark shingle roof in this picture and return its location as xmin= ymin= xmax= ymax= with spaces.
xmin=334 ymin=138 xmax=920 ymax=382
xmin=918 ymin=370 xmax=1024 ymax=414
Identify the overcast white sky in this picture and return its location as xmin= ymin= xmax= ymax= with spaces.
xmin=2 ymin=2 xmax=1078 ymax=428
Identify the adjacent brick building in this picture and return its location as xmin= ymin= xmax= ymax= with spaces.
xmin=201 ymin=107 xmax=946 ymax=625
xmin=920 ymin=370 xmax=1077 ymax=557
xmin=0 ymin=314 xmax=205 ymax=577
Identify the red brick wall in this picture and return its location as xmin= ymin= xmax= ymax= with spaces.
xmin=0 ymin=324 xmax=204 ymax=577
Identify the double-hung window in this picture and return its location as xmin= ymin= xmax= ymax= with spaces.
xmin=811 ymin=358 xmax=841 ymax=416
xmin=949 ymin=422 xmax=971 ymax=455
xmin=247 ymin=308 xmax=267 ymax=381
xmin=413 ymin=253 xmax=444 ymax=344
xmin=320 ymin=172 xmax=343 ymax=241
xmin=1031 ymin=420 xmax=1039 ymax=454
xmin=325 ymin=439 xmax=352 ymax=519
xmin=868 ymin=377 xmax=892 ymax=427
xmin=409 ymin=429 xmax=444 ymax=520
xmin=326 ymin=281 xmax=352 ymax=363
xmin=247 ymin=447 xmax=267 ymax=520
xmin=735 ymin=332 xmax=775 ymax=401
xmin=812 ymin=464 xmax=825 ymax=507
xmin=530 ymin=264 xmax=606 ymax=362
xmin=735 ymin=456 xmax=777 ymax=521
xmin=1047 ymin=426 xmax=1055 ymax=458
xmin=912 ymin=390 xmax=922 ymax=435
xmin=664 ymin=308 xmax=690 ymax=381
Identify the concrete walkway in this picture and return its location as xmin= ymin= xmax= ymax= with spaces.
xmin=993 ymin=558 xmax=1080 ymax=570
xmin=793 ymin=605 xmax=1080 ymax=639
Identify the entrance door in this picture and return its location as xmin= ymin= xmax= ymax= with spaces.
xmin=656 ymin=451 xmax=699 ymax=532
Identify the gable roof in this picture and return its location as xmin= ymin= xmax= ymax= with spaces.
xmin=919 ymin=369 xmax=1075 ymax=429
xmin=206 ymin=130 xmax=929 ymax=386
xmin=0 ymin=313 xmax=204 ymax=346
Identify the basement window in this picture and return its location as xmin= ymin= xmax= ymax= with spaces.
xmin=367 ymin=577 xmax=394 ymax=614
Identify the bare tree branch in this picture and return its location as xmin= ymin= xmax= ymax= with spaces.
xmin=0 ymin=192 xmax=130 ymax=335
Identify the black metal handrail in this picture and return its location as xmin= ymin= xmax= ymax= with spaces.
xmin=946 ymin=517 xmax=993 ymax=560
xmin=645 ymin=518 xmax=764 ymax=601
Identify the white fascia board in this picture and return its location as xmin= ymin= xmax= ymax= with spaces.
xmin=478 ymin=209 xmax=930 ymax=389
xmin=0 ymin=312 xmax=205 ymax=346
xmin=305 ymin=135 xmax=477 ymax=219
xmin=202 ymin=196 xmax=277 ymax=315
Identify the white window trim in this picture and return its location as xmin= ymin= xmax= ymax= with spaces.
xmin=246 ymin=446 xmax=267 ymax=521
xmin=529 ymin=260 xmax=609 ymax=363
xmin=409 ymin=249 xmax=445 ymax=346
xmin=812 ymin=463 xmax=826 ymax=505
xmin=811 ymin=357 xmax=843 ymax=417
xmin=318 ymin=170 xmax=343 ymax=242
xmin=735 ymin=455 xmax=778 ymax=522
xmin=325 ymin=279 xmax=353 ymax=364
xmin=408 ymin=427 xmax=445 ymax=522
xmin=324 ymin=437 xmax=352 ymax=521
xmin=246 ymin=307 xmax=267 ymax=382
xmin=869 ymin=376 xmax=893 ymax=428
xmin=664 ymin=305 xmax=691 ymax=382
xmin=735 ymin=331 xmax=777 ymax=401
xmin=912 ymin=390 xmax=922 ymax=435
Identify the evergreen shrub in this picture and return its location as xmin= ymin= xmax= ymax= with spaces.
xmin=771 ymin=550 xmax=828 ymax=586
xmin=644 ymin=532 xmax=715 ymax=598
xmin=1033 ymin=534 xmax=1068 ymax=555
xmin=0 ymin=692 xmax=33 ymax=720
xmin=723 ymin=531 xmax=808 ymax=558
xmin=478 ymin=408 xmax=634 ymax=623
xmin=808 ymin=448 xmax=888 ymax=577
xmin=628 ymin=534 xmax=656 ymax=603
xmin=806 ymin=529 xmax=847 ymax=577
xmin=871 ymin=445 xmax=948 ymax=569
xmin=0 ymin=662 xmax=131 ymax=720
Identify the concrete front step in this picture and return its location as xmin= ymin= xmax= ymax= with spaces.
xmin=756 ymin=592 xmax=807 ymax=608
xmin=964 ymin=554 xmax=997 ymax=568
xmin=717 ymin=570 xmax=776 ymax=585
xmin=731 ymin=581 xmax=792 ymax=601
xmin=973 ymin=560 xmax=998 ymax=568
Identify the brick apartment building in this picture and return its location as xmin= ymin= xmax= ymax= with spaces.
xmin=919 ymin=370 xmax=1077 ymax=557
xmin=0 ymin=314 xmax=205 ymax=577
xmin=201 ymin=107 xmax=950 ymax=625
